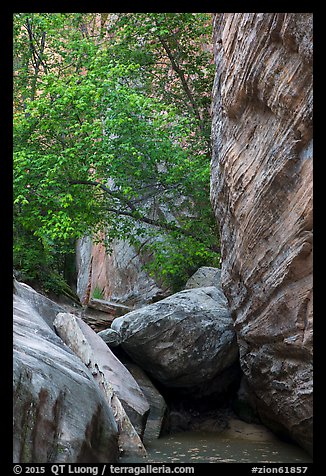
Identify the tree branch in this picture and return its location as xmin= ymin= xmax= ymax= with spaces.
xmin=105 ymin=205 xmax=197 ymax=239
xmin=25 ymin=18 xmax=47 ymax=101
xmin=68 ymin=178 xmax=219 ymax=251
xmin=68 ymin=179 xmax=121 ymax=200
xmin=157 ymin=34 xmax=204 ymax=132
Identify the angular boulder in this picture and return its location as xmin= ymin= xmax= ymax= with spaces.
xmin=13 ymin=294 xmax=118 ymax=463
xmin=98 ymin=327 xmax=122 ymax=347
xmin=116 ymin=353 xmax=167 ymax=441
xmin=210 ymin=13 xmax=313 ymax=453
xmin=87 ymin=297 xmax=132 ymax=316
xmin=185 ymin=266 xmax=222 ymax=292
xmin=109 ymin=286 xmax=238 ymax=389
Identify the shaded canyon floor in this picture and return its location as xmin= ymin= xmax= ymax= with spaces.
xmin=119 ymin=421 xmax=312 ymax=464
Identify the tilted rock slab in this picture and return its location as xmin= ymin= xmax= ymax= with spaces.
xmin=210 ymin=13 xmax=313 ymax=453
xmin=116 ymin=354 xmax=168 ymax=441
xmin=13 ymin=295 xmax=118 ymax=463
xmin=53 ymin=314 xmax=149 ymax=437
xmin=87 ymin=297 xmax=132 ymax=316
xmin=14 ymin=278 xmax=65 ymax=331
xmin=109 ymin=286 xmax=239 ymax=389
xmin=54 ymin=313 xmax=148 ymax=457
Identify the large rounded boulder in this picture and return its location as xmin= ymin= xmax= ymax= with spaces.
xmin=107 ymin=286 xmax=238 ymax=389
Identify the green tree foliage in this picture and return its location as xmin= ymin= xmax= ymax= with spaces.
xmin=13 ymin=13 xmax=220 ymax=293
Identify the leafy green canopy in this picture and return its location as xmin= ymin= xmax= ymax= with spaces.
xmin=13 ymin=13 xmax=220 ymax=293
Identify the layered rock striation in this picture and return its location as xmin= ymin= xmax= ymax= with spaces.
xmin=210 ymin=13 xmax=313 ymax=453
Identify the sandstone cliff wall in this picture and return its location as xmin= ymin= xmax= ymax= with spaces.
xmin=76 ymin=236 xmax=167 ymax=307
xmin=210 ymin=13 xmax=313 ymax=453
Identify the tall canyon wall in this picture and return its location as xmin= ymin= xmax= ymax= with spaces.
xmin=210 ymin=13 xmax=313 ymax=453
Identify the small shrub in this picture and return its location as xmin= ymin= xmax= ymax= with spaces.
xmin=92 ymin=286 xmax=104 ymax=300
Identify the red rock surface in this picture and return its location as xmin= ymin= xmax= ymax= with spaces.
xmin=76 ymin=236 xmax=167 ymax=306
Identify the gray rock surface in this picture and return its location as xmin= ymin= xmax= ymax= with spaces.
xmin=14 ymin=279 xmax=65 ymax=331
xmin=210 ymin=13 xmax=313 ymax=453
xmin=185 ymin=267 xmax=222 ymax=291
xmin=110 ymin=286 xmax=238 ymax=389
xmin=87 ymin=298 xmax=132 ymax=316
xmin=98 ymin=328 xmax=122 ymax=347
xmin=54 ymin=313 xmax=150 ymax=440
xmin=53 ymin=313 xmax=148 ymax=457
xmin=13 ymin=294 xmax=118 ymax=463
xmin=75 ymin=235 xmax=93 ymax=304
xmin=117 ymin=355 xmax=167 ymax=441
